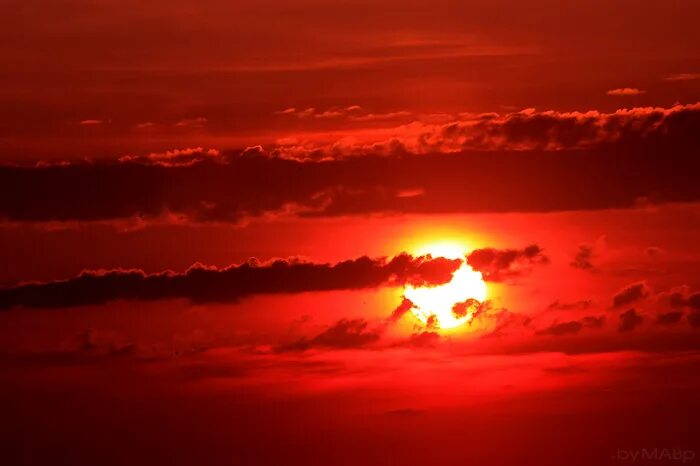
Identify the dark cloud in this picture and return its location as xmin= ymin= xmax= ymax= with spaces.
xmin=2 ymin=102 xmax=700 ymax=225
xmin=404 ymin=331 xmax=441 ymax=348
xmin=536 ymin=321 xmax=583 ymax=336
xmin=582 ymin=315 xmax=606 ymax=328
xmin=570 ymin=244 xmax=595 ymax=270
xmin=451 ymin=298 xmax=482 ymax=319
xmin=0 ymin=254 xmax=461 ymax=310
xmin=658 ymin=287 xmax=700 ymax=310
xmin=279 ymin=318 xmax=381 ymax=351
xmin=484 ymin=309 xmax=532 ymax=337
xmin=612 ymin=282 xmax=651 ymax=308
xmin=661 ymin=286 xmax=692 ymax=308
xmin=0 ymin=329 xmax=142 ymax=368
xmin=466 ymin=244 xmax=548 ymax=282
xmin=656 ymin=311 xmax=684 ymax=325
xmin=536 ymin=315 xmax=604 ymax=336
xmin=378 ymin=101 xmax=700 ymax=154
xmin=388 ymin=297 xmax=416 ymax=322
xmin=689 ymin=293 xmax=700 ymax=310
xmin=618 ymin=309 xmax=644 ymax=332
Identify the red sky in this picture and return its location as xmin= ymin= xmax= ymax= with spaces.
xmin=1 ymin=1 xmax=700 ymax=465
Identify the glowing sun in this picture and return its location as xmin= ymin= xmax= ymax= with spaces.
xmin=404 ymin=242 xmax=487 ymax=329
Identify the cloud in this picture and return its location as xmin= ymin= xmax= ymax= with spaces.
xmin=619 ymin=309 xmax=644 ymax=332
xmin=280 ymin=318 xmax=381 ymax=351
xmin=484 ymin=309 xmax=532 ymax=337
xmin=79 ymin=119 xmax=103 ymax=125
xmin=274 ymin=105 xmax=412 ymax=122
xmin=275 ymin=105 xmax=363 ymax=119
xmin=547 ymin=299 xmax=593 ymax=311
xmin=570 ymin=244 xmax=595 ymax=270
xmin=688 ymin=293 xmax=700 ymax=310
xmin=536 ymin=315 xmax=605 ymax=336
xmin=655 ymin=286 xmax=700 ymax=310
xmin=536 ymin=321 xmax=583 ymax=336
xmin=175 ymin=117 xmax=207 ymax=128
xmin=466 ymin=244 xmax=548 ymax=282
xmin=656 ymin=311 xmax=684 ymax=325
xmin=451 ymin=298 xmax=482 ymax=319
xmin=118 ymin=147 xmax=221 ymax=167
xmin=3 ymin=102 xmax=700 ymax=225
xmin=404 ymin=331 xmax=440 ymax=348
xmin=612 ymin=282 xmax=651 ymax=308
xmin=664 ymin=73 xmax=700 ymax=82
xmin=606 ymin=88 xmax=645 ymax=96
xmin=582 ymin=315 xmax=605 ymax=328
xmin=275 ymin=101 xmax=700 ymax=155
xmin=388 ymin=297 xmax=416 ymax=322
xmin=0 ymin=254 xmax=461 ymax=310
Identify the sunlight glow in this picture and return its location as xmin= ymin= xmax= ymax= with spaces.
xmin=405 ymin=241 xmax=487 ymax=329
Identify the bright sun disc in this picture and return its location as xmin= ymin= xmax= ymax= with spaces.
xmin=405 ymin=242 xmax=487 ymax=329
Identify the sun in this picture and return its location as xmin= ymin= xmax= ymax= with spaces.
xmin=404 ymin=241 xmax=487 ymax=329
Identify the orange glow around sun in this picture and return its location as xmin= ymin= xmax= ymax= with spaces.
xmin=405 ymin=241 xmax=487 ymax=329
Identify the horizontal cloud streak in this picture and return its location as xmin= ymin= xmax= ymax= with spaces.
xmin=0 ymin=254 xmax=461 ymax=310
xmin=2 ymin=103 xmax=700 ymax=224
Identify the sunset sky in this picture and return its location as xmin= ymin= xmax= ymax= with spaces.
xmin=2 ymin=1 xmax=700 ymax=465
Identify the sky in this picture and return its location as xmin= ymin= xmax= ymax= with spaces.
xmin=1 ymin=1 xmax=700 ymax=465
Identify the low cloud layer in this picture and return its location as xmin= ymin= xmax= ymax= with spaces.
xmin=0 ymin=254 xmax=460 ymax=310
xmin=2 ymin=102 xmax=700 ymax=225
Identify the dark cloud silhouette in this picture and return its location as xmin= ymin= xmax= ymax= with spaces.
xmin=570 ymin=244 xmax=595 ymax=270
xmin=0 ymin=254 xmax=461 ymax=310
xmin=2 ymin=102 xmax=700 ymax=225
xmin=619 ymin=309 xmax=644 ymax=332
xmin=663 ymin=286 xmax=692 ymax=308
xmin=404 ymin=331 xmax=441 ymax=348
xmin=658 ymin=287 xmax=700 ymax=310
xmin=656 ymin=311 xmax=684 ymax=325
xmin=347 ymin=101 xmax=700 ymax=154
xmin=689 ymin=293 xmax=700 ymax=310
xmin=466 ymin=244 xmax=548 ymax=282
xmin=612 ymin=282 xmax=651 ymax=308
xmin=388 ymin=297 xmax=416 ymax=322
xmin=581 ymin=315 xmax=605 ymax=328
xmin=537 ymin=321 xmax=583 ymax=336
xmin=280 ymin=318 xmax=381 ymax=351
xmin=451 ymin=298 xmax=482 ymax=319
xmin=536 ymin=315 xmax=604 ymax=336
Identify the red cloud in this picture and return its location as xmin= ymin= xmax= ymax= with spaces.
xmin=606 ymin=88 xmax=645 ymax=96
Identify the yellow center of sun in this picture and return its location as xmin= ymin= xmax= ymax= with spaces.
xmin=404 ymin=242 xmax=487 ymax=329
